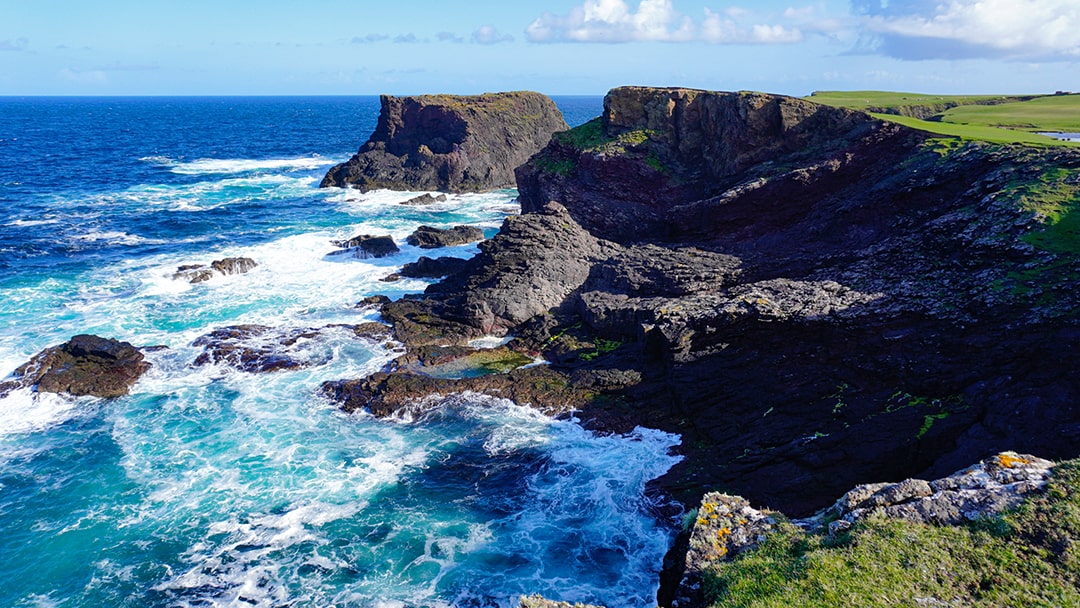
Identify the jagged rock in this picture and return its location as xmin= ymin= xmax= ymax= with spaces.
xmin=673 ymin=493 xmax=776 ymax=608
xmin=810 ymin=451 xmax=1055 ymax=529
xmin=321 ymin=92 xmax=568 ymax=192
xmin=399 ymin=256 xmax=470 ymax=278
xmin=173 ymin=257 xmax=258 ymax=283
xmin=400 ymin=193 xmax=447 ymax=206
xmin=330 ymin=234 xmax=400 ymax=258
xmin=192 ymin=323 xmax=392 ymax=373
xmin=406 ymin=225 xmax=485 ymax=249
xmin=0 ymin=334 xmax=150 ymax=398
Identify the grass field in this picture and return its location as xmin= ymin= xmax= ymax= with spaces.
xmin=807 ymin=90 xmax=1080 ymax=147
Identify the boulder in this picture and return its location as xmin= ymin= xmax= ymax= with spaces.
xmin=0 ymin=334 xmax=150 ymax=398
xmin=400 ymin=193 xmax=447 ymax=206
xmin=173 ymin=257 xmax=258 ymax=283
xmin=405 ymin=225 xmax=485 ymax=249
xmin=330 ymin=234 xmax=400 ymax=258
xmin=399 ymin=256 xmax=470 ymax=278
xmin=321 ymin=91 xmax=568 ymax=192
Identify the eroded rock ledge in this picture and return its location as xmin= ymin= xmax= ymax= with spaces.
xmin=321 ymin=91 xmax=568 ymax=192
xmin=0 ymin=334 xmax=151 ymax=398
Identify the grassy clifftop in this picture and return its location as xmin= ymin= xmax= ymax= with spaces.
xmin=809 ymin=90 xmax=1080 ymax=147
xmin=703 ymin=458 xmax=1080 ymax=607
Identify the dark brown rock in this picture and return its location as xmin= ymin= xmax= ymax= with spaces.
xmin=399 ymin=256 xmax=470 ymax=278
xmin=406 ymin=225 xmax=485 ymax=249
xmin=321 ymin=92 xmax=568 ymax=192
xmin=330 ymin=234 xmax=400 ymax=258
xmin=0 ymin=334 xmax=150 ymax=398
xmin=401 ymin=193 xmax=447 ymax=206
xmin=173 ymin=257 xmax=258 ymax=283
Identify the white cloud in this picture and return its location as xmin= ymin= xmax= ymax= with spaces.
xmin=58 ymin=68 xmax=107 ymax=84
xmin=527 ymin=0 xmax=696 ymax=43
xmin=472 ymin=25 xmax=515 ymax=45
xmin=527 ymin=1 xmax=810 ymax=44
xmin=858 ymin=0 xmax=1080 ymax=60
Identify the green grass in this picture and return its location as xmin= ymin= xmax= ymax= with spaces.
xmin=808 ymin=90 xmax=1080 ymax=147
xmin=941 ymin=95 xmax=1080 ymax=133
xmin=703 ymin=459 xmax=1080 ymax=608
xmin=1011 ymin=167 xmax=1080 ymax=254
xmin=870 ymin=113 xmax=1071 ymax=146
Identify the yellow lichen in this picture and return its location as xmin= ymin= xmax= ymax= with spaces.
xmin=997 ymin=453 xmax=1032 ymax=468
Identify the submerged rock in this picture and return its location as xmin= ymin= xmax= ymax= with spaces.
xmin=400 ymin=193 xmax=447 ymax=206
xmin=173 ymin=256 xmax=258 ymax=283
xmin=321 ymin=91 xmax=568 ymax=192
xmin=0 ymin=334 xmax=150 ymax=398
xmin=405 ymin=225 xmax=485 ymax=249
xmin=193 ymin=323 xmax=393 ymax=373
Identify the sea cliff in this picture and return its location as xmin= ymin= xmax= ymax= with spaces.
xmin=321 ymin=91 xmax=568 ymax=192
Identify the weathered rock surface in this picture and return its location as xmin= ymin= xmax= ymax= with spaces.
xmin=0 ymin=334 xmax=151 ymax=398
xmin=321 ymin=92 xmax=568 ymax=192
xmin=401 ymin=193 xmax=447 ymax=206
xmin=811 ymin=451 xmax=1054 ymax=531
xmin=324 ymin=85 xmax=1080 ymax=527
xmin=405 ymin=225 xmax=485 ymax=249
xmin=671 ymin=452 xmax=1057 ymax=607
xmin=173 ymin=257 xmax=258 ymax=283
xmin=193 ymin=323 xmax=393 ymax=373
xmin=399 ymin=256 xmax=470 ymax=279
xmin=330 ymin=234 xmax=400 ymax=258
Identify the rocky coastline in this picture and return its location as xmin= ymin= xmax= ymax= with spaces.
xmin=6 ymin=86 xmax=1080 ymax=607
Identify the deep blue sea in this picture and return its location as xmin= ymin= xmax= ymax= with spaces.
xmin=0 ymin=96 xmax=684 ymax=608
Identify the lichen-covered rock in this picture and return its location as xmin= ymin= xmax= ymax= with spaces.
xmin=810 ymin=451 xmax=1055 ymax=531
xmin=406 ymin=225 xmax=484 ymax=249
xmin=321 ymin=92 xmax=568 ymax=192
xmin=0 ymin=334 xmax=150 ymax=398
xmin=674 ymin=493 xmax=777 ymax=608
xmin=173 ymin=257 xmax=258 ymax=283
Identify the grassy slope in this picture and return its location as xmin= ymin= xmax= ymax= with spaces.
xmin=704 ymin=459 xmax=1080 ymax=608
xmin=808 ymin=91 xmax=1080 ymax=147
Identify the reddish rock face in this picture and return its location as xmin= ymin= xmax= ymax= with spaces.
xmin=321 ymin=91 xmax=569 ymax=193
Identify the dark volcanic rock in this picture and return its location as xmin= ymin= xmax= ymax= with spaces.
xmin=173 ymin=257 xmax=258 ymax=283
xmin=0 ymin=334 xmax=150 ymax=398
xmin=401 ymin=193 xmax=447 ymax=206
xmin=399 ymin=256 xmax=470 ymax=278
xmin=193 ymin=323 xmax=393 ymax=373
xmin=330 ymin=234 xmax=400 ymax=258
xmin=405 ymin=225 xmax=485 ymax=249
xmin=321 ymin=92 xmax=568 ymax=192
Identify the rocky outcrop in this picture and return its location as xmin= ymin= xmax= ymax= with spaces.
xmin=193 ymin=324 xmax=393 ymax=373
xmin=671 ymin=452 xmax=1057 ymax=607
xmin=330 ymin=234 xmax=400 ymax=258
xmin=401 ymin=193 xmax=447 ymax=206
xmin=324 ymin=85 xmax=1080 ymax=525
xmin=173 ymin=257 xmax=258 ymax=283
xmin=399 ymin=256 xmax=470 ymax=279
xmin=0 ymin=334 xmax=150 ymax=398
xmin=519 ymin=596 xmax=605 ymax=608
xmin=321 ymin=92 xmax=568 ymax=192
xmin=406 ymin=225 xmax=485 ymax=249
xmin=809 ymin=451 xmax=1054 ymax=532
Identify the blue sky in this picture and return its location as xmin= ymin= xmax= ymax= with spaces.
xmin=1 ymin=0 xmax=1077 ymax=96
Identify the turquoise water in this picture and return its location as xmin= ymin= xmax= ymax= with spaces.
xmin=0 ymin=97 xmax=682 ymax=607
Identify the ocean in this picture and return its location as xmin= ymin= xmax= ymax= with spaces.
xmin=0 ymin=96 xmax=683 ymax=608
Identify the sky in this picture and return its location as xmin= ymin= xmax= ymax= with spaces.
xmin=1 ymin=0 xmax=1078 ymax=96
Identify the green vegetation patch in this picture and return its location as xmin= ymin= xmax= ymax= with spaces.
xmin=941 ymin=95 xmax=1080 ymax=133
xmin=808 ymin=91 xmax=1029 ymax=112
xmin=553 ymin=118 xmax=663 ymax=154
xmin=704 ymin=459 xmax=1080 ymax=607
xmin=870 ymin=114 xmax=1071 ymax=146
xmin=1010 ymin=168 xmax=1080 ymax=254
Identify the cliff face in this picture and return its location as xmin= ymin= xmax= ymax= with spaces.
xmin=321 ymin=92 xmax=568 ymax=192
xmin=325 ymin=86 xmax=1080 ymax=524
